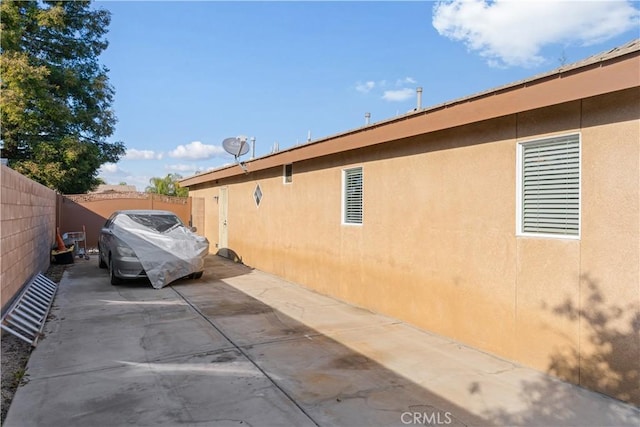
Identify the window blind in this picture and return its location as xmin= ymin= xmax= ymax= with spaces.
xmin=344 ymin=167 xmax=363 ymax=224
xmin=521 ymin=134 xmax=580 ymax=236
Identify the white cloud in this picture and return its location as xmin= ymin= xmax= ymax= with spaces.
xmin=98 ymin=163 xmax=144 ymax=188
xmin=99 ymin=163 xmax=124 ymax=174
xmin=432 ymin=0 xmax=640 ymax=68
xmin=357 ymin=78 xmax=419 ymax=100
xmin=355 ymin=81 xmax=376 ymax=93
xmin=125 ymin=148 xmax=162 ymax=160
xmin=165 ymin=164 xmax=197 ymax=172
xmin=382 ymin=88 xmax=415 ymax=102
xmin=168 ymin=141 xmax=225 ymax=160
xmin=121 ymin=175 xmax=151 ymax=192
xmin=396 ymin=77 xmax=416 ymax=86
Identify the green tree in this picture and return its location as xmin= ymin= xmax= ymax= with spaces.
xmin=0 ymin=0 xmax=125 ymax=193
xmin=146 ymin=174 xmax=188 ymax=197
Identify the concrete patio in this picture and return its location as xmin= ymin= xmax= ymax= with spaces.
xmin=4 ymin=255 xmax=639 ymax=426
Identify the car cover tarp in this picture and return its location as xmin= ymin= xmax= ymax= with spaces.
xmin=112 ymin=214 xmax=209 ymax=288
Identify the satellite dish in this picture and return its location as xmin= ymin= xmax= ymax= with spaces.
xmin=222 ymin=136 xmax=250 ymax=157
xmin=222 ymin=135 xmax=250 ymax=174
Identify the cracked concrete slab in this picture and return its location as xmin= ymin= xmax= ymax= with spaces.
xmin=5 ymin=256 xmax=640 ymax=427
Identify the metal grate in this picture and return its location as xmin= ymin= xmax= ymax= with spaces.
xmin=1 ymin=273 xmax=59 ymax=346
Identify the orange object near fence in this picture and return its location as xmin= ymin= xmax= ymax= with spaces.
xmin=56 ymin=227 xmax=67 ymax=251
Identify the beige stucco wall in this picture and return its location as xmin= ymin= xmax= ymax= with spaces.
xmin=1 ymin=165 xmax=58 ymax=309
xmin=190 ymin=88 xmax=639 ymax=404
xmin=191 ymin=197 xmax=205 ymax=236
xmin=577 ymin=89 xmax=639 ymax=402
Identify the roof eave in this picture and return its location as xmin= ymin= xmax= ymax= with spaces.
xmin=181 ymin=40 xmax=640 ymax=188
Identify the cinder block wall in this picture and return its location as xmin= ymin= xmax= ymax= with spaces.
xmin=1 ymin=165 xmax=57 ymax=310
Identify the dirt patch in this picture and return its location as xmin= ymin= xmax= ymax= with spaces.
xmin=1 ymin=263 xmax=67 ymax=424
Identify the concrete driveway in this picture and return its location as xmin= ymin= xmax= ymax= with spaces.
xmin=5 ymin=256 xmax=639 ymax=427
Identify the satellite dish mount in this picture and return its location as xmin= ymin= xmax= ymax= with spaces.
xmin=222 ymin=135 xmax=250 ymax=173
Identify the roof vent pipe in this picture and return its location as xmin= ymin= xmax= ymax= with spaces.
xmin=416 ymin=87 xmax=423 ymax=110
xmin=250 ymin=137 xmax=256 ymax=159
xmin=365 ymin=112 xmax=370 ymax=125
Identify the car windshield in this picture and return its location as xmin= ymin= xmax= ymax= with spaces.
xmin=124 ymin=214 xmax=182 ymax=233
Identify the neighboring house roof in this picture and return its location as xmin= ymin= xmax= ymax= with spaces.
xmin=181 ymin=39 xmax=640 ymax=188
xmin=92 ymin=184 xmax=138 ymax=193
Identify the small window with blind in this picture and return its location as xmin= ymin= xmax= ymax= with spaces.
xmin=517 ymin=133 xmax=580 ymax=238
xmin=342 ymin=167 xmax=363 ymax=225
xmin=283 ymin=164 xmax=293 ymax=184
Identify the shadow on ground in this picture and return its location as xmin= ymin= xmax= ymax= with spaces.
xmin=9 ymin=257 xmax=638 ymax=426
xmin=169 ymin=260 xmax=488 ymax=426
xmin=7 ymin=256 xmax=489 ymax=426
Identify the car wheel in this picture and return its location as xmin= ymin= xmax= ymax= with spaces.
xmin=109 ymin=256 xmax=122 ymax=286
xmin=192 ymin=271 xmax=203 ymax=280
xmin=98 ymin=247 xmax=107 ymax=269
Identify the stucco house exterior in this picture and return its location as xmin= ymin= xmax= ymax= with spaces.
xmin=181 ymin=40 xmax=640 ymax=405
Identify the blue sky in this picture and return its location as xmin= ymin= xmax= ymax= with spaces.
xmin=96 ymin=1 xmax=640 ymax=191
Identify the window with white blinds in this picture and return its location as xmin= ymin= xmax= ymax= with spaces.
xmin=343 ymin=167 xmax=363 ymax=225
xmin=518 ymin=134 xmax=580 ymax=237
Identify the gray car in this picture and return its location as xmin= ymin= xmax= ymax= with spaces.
xmin=98 ymin=210 xmax=209 ymax=287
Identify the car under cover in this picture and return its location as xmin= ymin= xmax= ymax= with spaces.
xmin=111 ymin=213 xmax=209 ymax=289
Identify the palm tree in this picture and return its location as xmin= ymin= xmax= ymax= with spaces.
xmin=145 ymin=174 xmax=188 ymax=197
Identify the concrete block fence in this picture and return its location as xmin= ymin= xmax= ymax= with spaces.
xmin=1 ymin=165 xmax=57 ymax=310
xmin=1 ymin=166 xmax=195 ymax=311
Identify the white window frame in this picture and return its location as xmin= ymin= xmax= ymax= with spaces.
xmin=342 ymin=166 xmax=363 ymax=225
xmin=516 ymin=132 xmax=581 ymax=240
